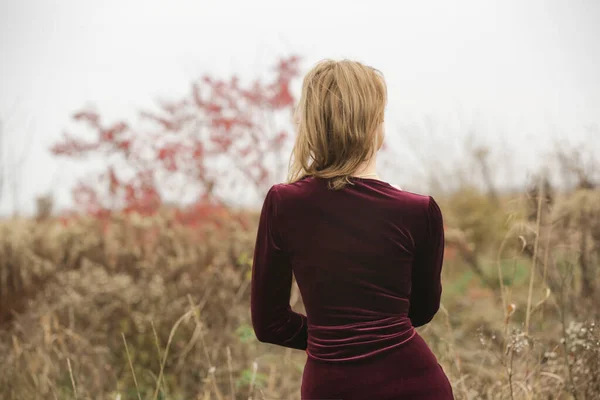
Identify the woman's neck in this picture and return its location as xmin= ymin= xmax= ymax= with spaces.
xmin=352 ymin=157 xmax=378 ymax=177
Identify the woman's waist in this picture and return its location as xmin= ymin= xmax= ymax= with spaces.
xmin=306 ymin=315 xmax=415 ymax=362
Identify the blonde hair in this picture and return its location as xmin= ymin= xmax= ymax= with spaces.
xmin=287 ymin=59 xmax=387 ymax=189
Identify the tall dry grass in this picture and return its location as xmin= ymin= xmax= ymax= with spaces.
xmin=0 ymin=182 xmax=599 ymax=399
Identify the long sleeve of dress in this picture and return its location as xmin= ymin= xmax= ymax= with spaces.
xmin=250 ymin=186 xmax=308 ymax=350
xmin=408 ymin=196 xmax=445 ymax=327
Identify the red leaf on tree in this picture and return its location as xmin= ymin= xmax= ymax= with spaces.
xmin=140 ymin=111 xmax=181 ymax=131
xmin=209 ymin=135 xmax=233 ymax=152
xmin=73 ymin=110 xmax=100 ymax=126
xmin=238 ymin=146 xmax=253 ymax=158
xmin=274 ymin=131 xmax=288 ymax=146
xmin=211 ymin=117 xmax=236 ymax=131
xmin=205 ymin=103 xmax=222 ymax=114
xmin=270 ymin=81 xmax=294 ymax=108
xmin=101 ymin=121 xmax=128 ymax=142
xmin=117 ymin=139 xmax=131 ymax=152
xmin=52 ymin=56 xmax=302 ymax=226
xmin=192 ymin=141 xmax=204 ymax=160
xmin=157 ymin=143 xmax=182 ymax=172
xmin=51 ymin=132 xmax=98 ymax=156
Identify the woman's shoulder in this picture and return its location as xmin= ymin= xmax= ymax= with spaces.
xmin=272 ymin=176 xmax=314 ymax=192
xmin=267 ymin=177 xmax=317 ymax=203
xmin=381 ymin=182 xmax=431 ymax=202
xmin=380 ymin=184 xmax=442 ymax=219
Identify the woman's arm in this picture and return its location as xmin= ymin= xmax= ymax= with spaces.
xmin=408 ymin=196 xmax=445 ymax=327
xmin=250 ymin=186 xmax=308 ymax=350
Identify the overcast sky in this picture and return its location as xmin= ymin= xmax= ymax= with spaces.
xmin=1 ymin=0 xmax=599 ymax=214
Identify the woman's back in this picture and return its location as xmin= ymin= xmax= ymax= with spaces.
xmin=251 ymin=176 xmax=453 ymax=399
xmin=250 ymin=58 xmax=453 ymax=399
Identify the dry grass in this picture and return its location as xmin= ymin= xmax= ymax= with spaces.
xmin=0 ymin=186 xmax=598 ymax=399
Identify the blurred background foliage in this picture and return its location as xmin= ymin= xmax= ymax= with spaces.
xmin=0 ymin=53 xmax=598 ymax=399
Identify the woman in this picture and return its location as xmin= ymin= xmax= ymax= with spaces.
xmin=251 ymin=59 xmax=453 ymax=399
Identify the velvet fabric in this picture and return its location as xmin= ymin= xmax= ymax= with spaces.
xmin=251 ymin=176 xmax=453 ymax=399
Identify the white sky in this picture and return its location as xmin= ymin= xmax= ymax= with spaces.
xmin=1 ymin=0 xmax=599 ymax=214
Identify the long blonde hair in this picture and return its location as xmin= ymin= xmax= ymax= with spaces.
xmin=287 ymin=59 xmax=387 ymax=189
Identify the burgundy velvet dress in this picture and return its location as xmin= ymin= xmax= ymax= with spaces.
xmin=251 ymin=176 xmax=453 ymax=399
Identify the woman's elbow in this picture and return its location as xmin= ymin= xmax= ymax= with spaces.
xmin=251 ymin=312 xmax=277 ymax=343
xmin=410 ymin=312 xmax=435 ymax=327
xmin=253 ymin=324 xmax=274 ymax=343
xmin=409 ymin=303 xmax=440 ymax=327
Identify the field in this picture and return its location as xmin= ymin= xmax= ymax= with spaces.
xmin=0 ymin=179 xmax=599 ymax=400
xmin=2 ymin=2 xmax=600 ymax=399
